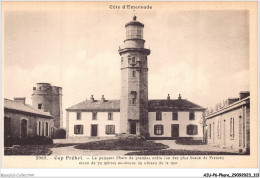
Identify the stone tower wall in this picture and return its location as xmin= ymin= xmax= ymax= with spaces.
xmin=119 ymin=17 xmax=150 ymax=137
xmin=32 ymin=83 xmax=63 ymax=128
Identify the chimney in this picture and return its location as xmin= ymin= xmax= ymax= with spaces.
xmin=101 ymin=95 xmax=105 ymax=102
xmin=178 ymin=94 xmax=182 ymax=100
xmin=239 ymin=91 xmax=250 ymax=100
xmin=227 ymin=98 xmax=239 ymax=105
xmin=167 ymin=94 xmax=170 ymax=100
xmin=14 ymin=97 xmax=26 ymax=105
xmin=90 ymin=95 xmax=94 ymax=102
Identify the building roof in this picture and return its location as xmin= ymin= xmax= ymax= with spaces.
xmin=66 ymin=100 xmax=120 ymax=112
xmin=205 ymin=96 xmax=250 ymax=119
xmin=4 ymin=98 xmax=53 ymax=118
xmin=66 ymin=99 xmax=205 ymax=112
xmin=125 ymin=16 xmax=144 ymax=27
xmin=148 ymin=99 xmax=205 ymax=111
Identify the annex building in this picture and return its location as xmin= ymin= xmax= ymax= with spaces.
xmin=4 ymin=98 xmax=54 ymax=139
xmin=66 ymin=16 xmax=205 ymax=139
xmin=4 ymin=83 xmax=63 ymax=139
xmin=205 ymin=91 xmax=250 ymax=153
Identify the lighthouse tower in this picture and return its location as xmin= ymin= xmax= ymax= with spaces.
xmin=119 ymin=16 xmax=151 ymax=137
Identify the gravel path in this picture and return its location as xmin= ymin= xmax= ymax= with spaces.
xmin=50 ymin=138 xmax=237 ymax=156
xmin=154 ymin=140 xmax=237 ymax=153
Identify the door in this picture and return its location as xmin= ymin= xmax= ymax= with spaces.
xmin=171 ymin=124 xmax=179 ymax=138
xmin=21 ymin=119 xmax=28 ymax=137
xmin=130 ymin=123 xmax=136 ymax=134
xmin=91 ymin=125 xmax=98 ymax=136
xmin=4 ymin=116 xmax=11 ymax=137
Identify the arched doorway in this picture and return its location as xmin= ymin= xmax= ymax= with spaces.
xmin=21 ymin=119 xmax=28 ymax=137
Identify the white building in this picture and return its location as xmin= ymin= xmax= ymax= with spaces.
xmin=66 ymin=16 xmax=205 ymax=139
xmin=66 ymin=94 xmax=205 ymax=139
xmin=205 ymin=91 xmax=250 ymax=153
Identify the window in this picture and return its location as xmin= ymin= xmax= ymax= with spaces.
xmin=208 ymin=124 xmax=211 ymax=138
xmin=172 ymin=112 xmax=178 ymax=120
xmin=106 ymin=125 xmax=115 ymax=135
xmin=74 ymin=125 xmax=83 ymax=134
xmin=92 ymin=112 xmax=97 ymax=120
xmin=76 ymin=113 xmax=81 ymax=120
xmin=38 ymin=104 xmax=42 ymax=109
xmin=230 ymin=118 xmax=234 ymax=139
xmin=132 ymin=57 xmax=136 ymax=64
xmin=38 ymin=121 xmax=41 ymax=136
xmin=131 ymin=91 xmax=137 ymax=105
xmin=108 ymin=113 xmax=113 ymax=120
xmin=154 ymin=125 xmax=164 ymax=135
xmin=4 ymin=116 xmax=11 ymax=137
xmin=187 ymin=125 xmax=198 ymax=135
xmin=132 ymin=71 xmax=136 ymax=77
xmin=217 ymin=121 xmax=221 ymax=138
xmin=45 ymin=122 xmax=49 ymax=136
xmin=189 ymin=112 xmax=195 ymax=120
xmin=156 ymin=112 xmax=162 ymax=121
xmin=42 ymin=122 xmax=44 ymax=136
xmin=132 ymin=98 xmax=136 ymax=105
xmin=21 ymin=119 xmax=28 ymax=137
xmin=126 ymin=26 xmax=143 ymax=39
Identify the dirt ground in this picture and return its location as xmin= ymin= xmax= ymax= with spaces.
xmin=50 ymin=138 xmax=238 ymax=156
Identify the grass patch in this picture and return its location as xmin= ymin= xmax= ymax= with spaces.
xmin=75 ymin=139 xmax=168 ymax=150
xmin=55 ymin=143 xmax=80 ymax=148
xmin=175 ymin=139 xmax=206 ymax=145
xmin=125 ymin=149 xmax=243 ymax=155
xmin=4 ymin=145 xmax=54 ymax=155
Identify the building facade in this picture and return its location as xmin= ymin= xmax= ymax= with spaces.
xmin=66 ymin=95 xmax=120 ymax=138
xmin=66 ymin=16 xmax=205 ymax=139
xmin=66 ymin=94 xmax=204 ymax=139
xmin=32 ymin=83 xmax=63 ymax=128
xmin=205 ymin=92 xmax=250 ymax=153
xmin=4 ymin=98 xmax=54 ymax=139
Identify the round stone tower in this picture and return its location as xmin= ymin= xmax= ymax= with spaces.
xmin=118 ymin=16 xmax=151 ymax=137
xmin=32 ymin=83 xmax=63 ymax=128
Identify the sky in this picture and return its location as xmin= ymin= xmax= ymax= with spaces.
xmin=3 ymin=3 xmax=249 ymax=127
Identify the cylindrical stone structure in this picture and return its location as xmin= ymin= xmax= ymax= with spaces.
xmin=32 ymin=83 xmax=63 ymax=128
xmin=119 ymin=16 xmax=151 ymax=137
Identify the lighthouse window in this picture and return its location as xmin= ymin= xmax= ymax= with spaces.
xmin=132 ymin=98 xmax=136 ymax=105
xmin=132 ymin=57 xmax=136 ymax=64
xmin=132 ymin=71 xmax=136 ymax=77
xmin=131 ymin=91 xmax=137 ymax=105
